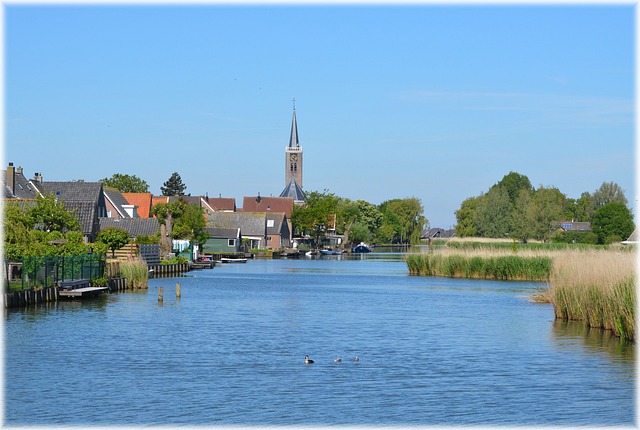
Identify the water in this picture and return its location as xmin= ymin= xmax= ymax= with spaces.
xmin=4 ymin=255 xmax=635 ymax=426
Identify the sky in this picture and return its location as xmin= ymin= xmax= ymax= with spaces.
xmin=4 ymin=2 xmax=637 ymax=229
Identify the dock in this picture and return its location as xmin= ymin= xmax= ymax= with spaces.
xmin=58 ymin=286 xmax=109 ymax=298
xmin=57 ymin=279 xmax=108 ymax=299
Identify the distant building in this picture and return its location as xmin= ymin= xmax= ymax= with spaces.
xmin=279 ymin=101 xmax=306 ymax=204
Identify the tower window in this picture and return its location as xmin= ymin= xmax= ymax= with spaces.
xmin=294 ymin=163 xmax=297 ymax=172
xmin=290 ymin=163 xmax=293 ymax=172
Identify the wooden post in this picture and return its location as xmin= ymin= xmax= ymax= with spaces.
xmin=158 ymin=287 xmax=163 ymax=303
xmin=176 ymin=282 xmax=181 ymax=298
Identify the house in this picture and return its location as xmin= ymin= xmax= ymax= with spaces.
xmin=242 ymin=196 xmax=294 ymax=217
xmin=422 ymin=228 xmax=455 ymax=239
xmin=204 ymin=196 xmax=236 ymax=212
xmin=207 ymin=211 xmax=290 ymax=250
xmin=208 ymin=212 xmax=267 ymax=249
xmin=32 ymin=180 xmax=107 ymax=243
xmin=202 ymin=228 xmax=242 ymax=253
xmin=98 ymin=217 xmax=160 ymax=239
xmin=122 ymin=192 xmax=153 ymax=218
xmin=103 ymin=187 xmax=138 ymax=218
xmin=266 ymin=212 xmax=292 ymax=249
xmin=555 ymin=221 xmax=592 ymax=232
xmin=2 ymin=163 xmax=41 ymax=200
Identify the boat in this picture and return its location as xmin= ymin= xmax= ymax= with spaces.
xmin=319 ymin=249 xmax=343 ymax=256
xmin=352 ymin=242 xmax=372 ymax=253
xmin=220 ymin=257 xmax=248 ymax=263
xmin=305 ymin=250 xmax=319 ymax=257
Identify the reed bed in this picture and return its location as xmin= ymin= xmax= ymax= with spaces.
xmin=407 ymin=245 xmax=637 ymax=341
xmin=119 ymin=258 xmax=149 ymax=289
xmin=548 ymin=249 xmax=636 ymax=341
xmin=406 ymin=248 xmax=552 ymax=281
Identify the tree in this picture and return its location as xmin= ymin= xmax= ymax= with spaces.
xmin=100 ymin=173 xmax=150 ymax=193
xmin=4 ymin=200 xmax=93 ymax=260
xmin=172 ymin=203 xmax=208 ymax=246
xmin=528 ymin=186 xmax=567 ymax=242
xmin=291 ymin=190 xmax=341 ymax=246
xmin=29 ymin=193 xmax=81 ymax=233
xmin=454 ymin=196 xmax=479 ymax=237
xmin=96 ymin=227 xmax=130 ymax=257
xmin=592 ymin=202 xmax=635 ymax=244
xmin=475 ymin=187 xmax=511 ymax=238
xmin=378 ymin=197 xmax=427 ymax=244
xmin=151 ymin=199 xmax=187 ymax=256
xmin=593 ymin=182 xmax=628 ymax=208
xmin=510 ymin=189 xmax=533 ymax=243
xmin=491 ymin=171 xmax=533 ymax=205
xmin=161 ymin=172 xmax=187 ymax=196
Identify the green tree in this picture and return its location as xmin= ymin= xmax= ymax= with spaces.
xmin=349 ymin=221 xmax=372 ymax=245
xmin=100 ymin=173 xmax=150 ymax=193
xmin=454 ymin=196 xmax=479 ymax=237
xmin=491 ymin=171 xmax=533 ymax=205
xmin=510 ymin=189 xmax=533 ymax=243
xmin=528 ymin=186 xmax=567 ymax=242
xmin=161 ymin=172 xmax=187 ymax=196
xmin=172 ymin=203 xmax=208 ymax=246
xmin=29 ymin=193 xmax=81 ymax=233
xmin=593 ymin=182 xmax=628 ymax=208
xmin=291 ymin=190 xmax=341 ymax=246
xmin=151 ymin=199 xmax=187 ymax=256
xmin=96 ymin=227 xmax=130 ymax=257
xmin=592 ymin=202 xmax=635 ymax=244
xmin=378 ymin=197 xmax=427 ymax=244
xmin=475 ymin=187 xmax=511 ymax=238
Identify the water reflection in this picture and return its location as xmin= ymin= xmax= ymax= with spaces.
xmin=552 ymin=319 xmax=635 ymax=361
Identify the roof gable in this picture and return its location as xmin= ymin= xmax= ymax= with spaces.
xmin=99 ymin=218 xmax=160 ymax=238
xmin=122 ymin=192 xmax=153 ymax=218
xmin=208 ymin=212 xmax=266 ymax=236
xmin=242 ymin=196 xmax=294 ymax=217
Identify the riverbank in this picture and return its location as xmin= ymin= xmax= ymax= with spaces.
xmin=406 ymin=245 xmax=636 ymax=341
xmin=548 ymin=249 xmax=636 ymax=341
xmin=406 ymin=250 xmax=551 ymax=281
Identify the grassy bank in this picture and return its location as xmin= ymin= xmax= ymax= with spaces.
xmin=120 ymin=259 xmax=149 ymax=289
xmin=406 ymin=249 xmax=552 ymax=281
xmin=548 ymin=249 xmax=636 ymax=341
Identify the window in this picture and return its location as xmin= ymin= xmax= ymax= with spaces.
xmin=267 ymin=219 xmax=275 ymax=227
xmin=228 ymin=239 xmax=236 ymax=247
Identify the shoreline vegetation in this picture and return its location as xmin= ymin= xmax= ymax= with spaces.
xmin=406 ymin=239 xmax=636 ymax=341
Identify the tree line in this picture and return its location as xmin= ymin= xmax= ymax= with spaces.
xmin=454 ymin=171 xmax=634 ymax=244
xmin=291 ymin=190 xmax=427 ymax=247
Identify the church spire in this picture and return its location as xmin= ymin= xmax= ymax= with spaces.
xmin=289 ymin=97 xmax=299 ymax=148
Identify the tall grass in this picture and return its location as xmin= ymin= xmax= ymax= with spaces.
xmin=406 ymin=249 xmax=552 ymax=281
xmin=120 ymin=259 xmax=149 ymax=289
xmin=548 ymin=249 xmax=636 ymax=341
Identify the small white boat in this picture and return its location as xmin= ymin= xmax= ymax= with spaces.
xmin=319 ymin=249 xmax=343 ymax=256
xmin=220 ymin=257 xmax=248 ymax=263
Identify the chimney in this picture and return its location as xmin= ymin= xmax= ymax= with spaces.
xmin=33 ymin=172 xmax=43 ymax=183
xmin=16 ymin=166 xmax=23 ymax=175
xmin=6 ymin=162 xmax=15 ymax=196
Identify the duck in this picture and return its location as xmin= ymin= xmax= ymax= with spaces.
xmin=334 ymin=357 xmax=342 ymax=363
xmin=353 ymin=356 xmax=359 ymax=362
xmin=305 ymin=355 xmax=314 ymax=364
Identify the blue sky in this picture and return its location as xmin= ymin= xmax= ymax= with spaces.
xmin=5 ymin=3 xmax=636 ymax=228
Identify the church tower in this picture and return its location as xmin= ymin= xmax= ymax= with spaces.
xmin=280 ymin=99 xmax=306 ymax=202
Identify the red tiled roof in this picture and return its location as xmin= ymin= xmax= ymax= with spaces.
xmin=122 ymin=192 xmax=153 ymax=218
xmin=241 ymin=196 xmax=294 ymax=217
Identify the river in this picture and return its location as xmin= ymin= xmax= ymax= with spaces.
xmin=4 ymin=254 xmax=635 ymax=426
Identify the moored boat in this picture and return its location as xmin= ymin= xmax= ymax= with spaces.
xmin=352 ymin=242 xmax=372 ymax=253
xmin=319 ymin=249 xmax=343 ymax=256
xmin=220 ymin=257 xmax=248 ymax=263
